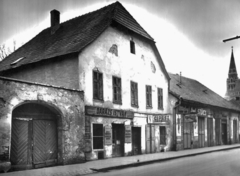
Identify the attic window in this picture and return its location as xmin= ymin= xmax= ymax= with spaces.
xmin=11 ymin=57 xmax=25 ymax=65
xmin=130 ymin=40 xmax=135 ymax=54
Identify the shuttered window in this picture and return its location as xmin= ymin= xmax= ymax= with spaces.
xmin=146 ymin=85 xmax=152 ymax=108
xmin=158 ymin=88 xmax=163 ymax=109
xmin=160 ymin=126 xmax=166 ymax=145
xmin=131 ymin=81 xmax=138 ymax=107
xmin=113 ymin=76 xmax=122 ymax=104
xmin=93 ymin=124 xmax=103 ymax=149
xmin=93 ymin=71 xmax=103 ymax=101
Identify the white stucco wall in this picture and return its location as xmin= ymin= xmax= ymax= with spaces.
xmin=78 ymin=26 xmax=169 ymax=114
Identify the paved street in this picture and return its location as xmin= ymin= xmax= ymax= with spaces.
xmin=88 ymin=148 xmax=240 ymax=176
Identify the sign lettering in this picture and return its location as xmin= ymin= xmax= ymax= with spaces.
xmin=104 ymin=125 xmax=112 ymax=145
xmin=125 ymin=125 xmax=131 ymax=143
xmin=198 ymin=109 xmax=207 ymax=116
xmin=148 ymin=114 xmax=171 ymax=124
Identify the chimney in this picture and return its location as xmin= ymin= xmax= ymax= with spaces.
xmin=50 ymin=9 xmax=60 ymax=34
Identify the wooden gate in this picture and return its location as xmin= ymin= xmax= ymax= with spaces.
xmin=146 ymin=125 xmax=155 ymax=153
xmin=207 ymin=118 xmax=213 ymax=146
xmin=198 ymin=117 xmax=205 ymax=147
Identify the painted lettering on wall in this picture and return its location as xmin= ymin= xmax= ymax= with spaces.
xmin=104 ymin=125 xmax=112 ymax=145
xmin=125 ymin=125 xmax=131 ymax=143
xmin=148 ymin=114 xmax=171 ymax=124
xmin=176 ymin=114 xmax=181 ymax=136
xmin=198 ymin=109 xmax=207 ymax=116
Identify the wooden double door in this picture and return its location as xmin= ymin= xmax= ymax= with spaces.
xmin=11 ymin=118 xmax=57 ymax=169
xmin=198 ymin=117 xmax=205 ymax=147
xmin=184 ymin=122 xmax=193 ymax=149
xmin=132 ymin=127 xmax=141 ymax=155
xmin=207 ymin=118 xmax=213 ymax=146
xmin=112 ymin=124 xmax=124 ymax=157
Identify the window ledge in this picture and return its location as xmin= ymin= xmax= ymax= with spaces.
xmin=131 ymin=104 xmax=139 ymax=108
xmin=93 ymin=99 xmax=104 ymax=103
xmin=113 ymin=101 xmax=122 ymax=105
xmin=146 ymin=106 xmax=153 ymax=109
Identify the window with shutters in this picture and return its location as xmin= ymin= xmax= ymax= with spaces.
xmin=93 ymin=71 xmax=103 ymax=101
xmin=131 ymin=81 xmax=138 ymax=107
xmin=160 ymin=126 xmax=166 ymax=145
xmin=146 ymin=85 xmax=152 ymax=108
xmin=93 ymin=124 xmax=103 ymax=149
xmin=158 ymin=88 xmax=163 ymax=109
xmin=113 ymin=76 xmax=122 ymax=104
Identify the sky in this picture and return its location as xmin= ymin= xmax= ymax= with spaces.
xmin=1 ymin=0 xmax=240 ymax=97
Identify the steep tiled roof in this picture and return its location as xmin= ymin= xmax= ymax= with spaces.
xmin=0 ymin=1 xmax=155 ymax=73
xmin=169 ymin=73 xmax=240 ymax=111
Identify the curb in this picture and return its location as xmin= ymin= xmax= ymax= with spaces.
xmin=92 ymin=146 xmax=240 ymax=173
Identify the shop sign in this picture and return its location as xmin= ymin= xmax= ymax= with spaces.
xmin=147 ymin=114 xmax=171 ymax=124
xmin=178 ymin=106 xmax=189 ymax=113
xmin=85 ymin=106 xmax=134 ymax=118
xmin=125 ymin=125 xmax=132 ymax=143
xmin=198 ymin=108 xmax=207 ymax=116
xmin=104 ymin=125 xmax=112 ymax=145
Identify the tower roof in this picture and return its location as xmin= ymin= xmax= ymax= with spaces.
xmin=229 ymin=46 xmax=237 ymax=73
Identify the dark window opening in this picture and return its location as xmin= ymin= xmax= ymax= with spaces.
xmin=158 ymin=88 xmax=163 ymax=109
xmin=113 ymin=76 xmax=122 ymax=104
xmin=131 ymin=81 xmax=138 ymax=107
xmin=93 ymin=124 xmax=103 ymax=149
xmin=130 ymin=40 xmax=135 ymax=54
xmin=93 ymin=71 xmax=103 ymax=101
xmin=146 ymin=85 xmax=152 ymax=108
xmin=160 ymin=126 xmax=166 ymax=145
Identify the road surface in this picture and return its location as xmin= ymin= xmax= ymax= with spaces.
xmin=89 ymin=148 xmax=240 ymax=176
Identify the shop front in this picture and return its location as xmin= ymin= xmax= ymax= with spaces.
xmin=146 ymin=114 xmax=172 ymax=153
xmin=85 ymin=106 xmax=135 ymax=160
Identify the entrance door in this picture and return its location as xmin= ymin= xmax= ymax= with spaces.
xmin=112 ymin=124 xmax=124 ymax=157
xmin=132 ymin=127 xmax=141 ymax=155
xmin=221 ymin=121 xmax=227 ymax=145
xmin=233 ymin=120 xmax=238 ymax=144
xmin=207 ymin=118 xmax=213 ymax=146
xmin=184 ymin=122 xmax=193 ymax=149
xmin=33 ymin=120 xmax=57 ymax=168
xmin=10 ymin=103 xmax=58 ymax=170
xmin=215 ymin=119 xmax=221 ymax=145
xmin=198 ymin=117 xmax=205 ymax=147
xmin=146 ymin=125 xmax=155 ymax=153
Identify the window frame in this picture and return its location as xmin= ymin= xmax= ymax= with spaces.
xmin=158 ymin=88 xmax=163 ymax=110
xmin=130 ymin=40 xmax=135 ymax=54
xmin=112 ymin=76 xmax=122 ymax=104
xmin=146 ymin=85 xmax=152 ymax=108
xmin=93 ymin=70 xmax=103 ymax=101
xmin=131 ymin=81 xmax=138 ymax=107
xmin=92 ymin=123 xmax=104 ymax=150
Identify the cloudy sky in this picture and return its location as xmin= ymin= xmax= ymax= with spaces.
xmin=1 ymin=0 xmax=240 ymax=97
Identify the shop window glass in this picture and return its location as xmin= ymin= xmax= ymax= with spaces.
xmin=160 ymin=126 xmax=166 ymax=145
xmin=93 ymin=124 xmax=103 ymax=149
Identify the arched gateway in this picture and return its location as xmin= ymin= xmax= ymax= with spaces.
xmin=10 ymin=102 xmax=60 ymax=170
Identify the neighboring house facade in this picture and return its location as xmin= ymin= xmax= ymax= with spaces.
xmin=169 ymin=73 xmax=240 ymax=151
xmin=0 ymin=1 xmax=172 ymax=170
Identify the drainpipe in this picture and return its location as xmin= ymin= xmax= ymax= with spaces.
xmin=173 ymin=96 xmax=182 ymax=151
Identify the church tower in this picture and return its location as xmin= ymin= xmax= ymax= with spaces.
xmin=225 ymin=47 xmax=239 ymax=100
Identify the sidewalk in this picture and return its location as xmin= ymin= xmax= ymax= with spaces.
xmin=2 ymin=144 xmax=240 ymax=176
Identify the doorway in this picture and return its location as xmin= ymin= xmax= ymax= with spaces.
xmin=146 ymin=125 xmax=155 ymax=153
xmin=10 ymin=103 xmax=58 ymax=170
xmin=233 ymin=120 xmax=238 ymax=144
xmin=221 ymin=120 xmax=227 ymax=145
xmin=207 ymin=118 xmax=213 ymax=146
xmin=184 ymin=122 xmax=193 ymax=149
xmin=132 ymin=127 xmax=141 ymax=155
xmin=112 ymin=124 xmax=125 ymax=157
xmin=198 ymin=117 xmax=205 ymax=148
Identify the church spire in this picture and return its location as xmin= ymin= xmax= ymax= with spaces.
xmin=229 ymin=46 xmax=237 ymax=75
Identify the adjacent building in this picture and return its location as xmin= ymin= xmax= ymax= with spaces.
xmin=0 ymin=1 xmax=172 ymax=170
xmin=169 ymin=73 xmax=240 ymax=151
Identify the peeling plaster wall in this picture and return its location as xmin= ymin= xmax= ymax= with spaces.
xmin=0 ymin=78 xmax=85 ymax=165
xmin=78 ymin=26 xmax=169 ymax=114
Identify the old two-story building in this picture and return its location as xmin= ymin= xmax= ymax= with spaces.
xmin=0 ymin=1 xmax=172 ymax=170
xmin=169 ymin=73 xmax=240 ymax=151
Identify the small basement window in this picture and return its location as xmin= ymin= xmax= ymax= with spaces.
xmin=130 ymin=40 xmax=135 ymax=54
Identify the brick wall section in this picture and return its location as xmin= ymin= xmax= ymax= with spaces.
xmin=0 ymin=77 xmax=85 ymax=165
xmin=1 ymin=54 xmax=79 ymax=89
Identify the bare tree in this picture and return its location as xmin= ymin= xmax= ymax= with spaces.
xmin=0 ymin=40 xmax=17 ymax=61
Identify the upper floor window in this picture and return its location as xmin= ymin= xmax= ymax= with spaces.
xmin=158 ymin=88 xmax=163 ymax=109
xmin=130 ymin=40 xmax=135 ymax=54
xmin=146 ymin=85 xmax=152 ymax=108
xmin=93 ymin=70 xmax=103 ymax=101
xmin=131 ymin=81 xmax=138 ymax=107
xmin=113 ymin=76 xmax=122 ymax=104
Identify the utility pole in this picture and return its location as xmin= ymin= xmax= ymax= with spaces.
xmin=223 ymin=36 xmax=240 ymax=43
